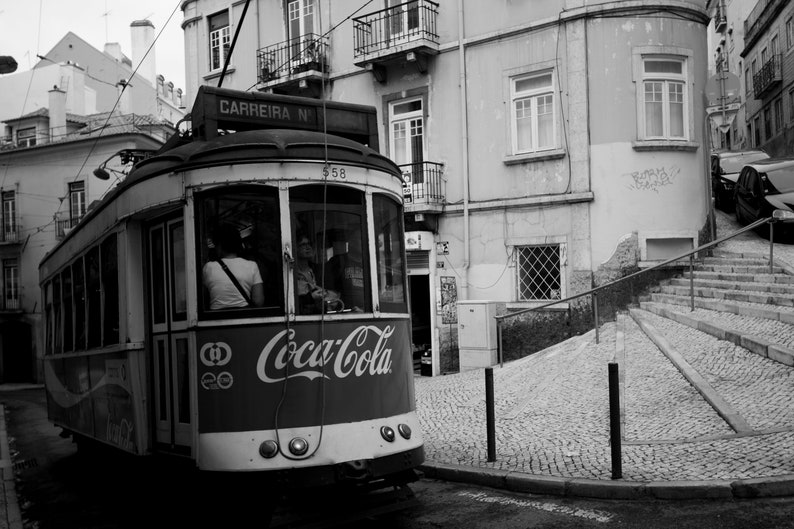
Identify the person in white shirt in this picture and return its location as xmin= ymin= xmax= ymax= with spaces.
xmin=202 ymin=224 xmax=265 ymax=310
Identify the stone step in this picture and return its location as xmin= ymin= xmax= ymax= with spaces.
xmin=657 ymin=284 xmax=794 ymax=307
xmin=638 ymin=301 xmax=794 ymax=367
xmin=702 ymin=256 xmax=771 ymax=267
xmin=693 ymin=264 xmax=787 ymax=274
xmin=649 ymin=292 xmax=794 ymax=323
xmin=668 ymin=277 xmax=794 ymax=295
xmin=682 ymin=271 xmax=794 ymax=285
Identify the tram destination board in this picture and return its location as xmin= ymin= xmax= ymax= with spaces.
xmin=191 ymin=86 xmax=379 ymax=147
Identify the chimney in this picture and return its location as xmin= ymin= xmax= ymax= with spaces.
xmin=104 ymin=42 xmax=123 ymax=61
xmin=48 ymin=86 xmax=67 ymax=141
xmin=131 ymin=19 xmax=157 ymax=86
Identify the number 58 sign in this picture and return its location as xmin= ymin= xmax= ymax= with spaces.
xmin=322 ymin=165 xmax=347 ymax=179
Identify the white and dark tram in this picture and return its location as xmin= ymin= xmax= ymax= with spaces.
xmin=39 ymin=86 xmax=424 ymax=488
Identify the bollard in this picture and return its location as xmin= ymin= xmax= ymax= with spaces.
xmin=485 ymin=367 xmax=496 ymax=462
xmin=593 ymin=292 xmax=600 ymax=344
xmin=608 ymin=362 xmax=622 ymax=479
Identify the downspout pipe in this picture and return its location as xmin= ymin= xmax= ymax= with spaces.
xmin=458 ymin=0 xmax=470 ymax=300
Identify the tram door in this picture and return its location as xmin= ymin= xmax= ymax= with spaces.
xmin=147 ymin=217 xmax=192 ymax=454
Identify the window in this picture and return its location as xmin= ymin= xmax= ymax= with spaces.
xmin=3 ymin=260 xmax=18 ymax=310
xmin=290 ymin=185 xmax=370 ymax=314
xmin=287 ymin=0 xmax=315 ymax=61
xmin=775 ymin=99 xmax=783 ymax=133
xmin=373 ymin=194 xmax=407 ymax=313
xmin=209 ymin=11 xmax=230 ymax=70
xmin=515 ymin=244 xmax=564 ymax=301
xmin=86 ymin=247 xmax=101 ymax=348
xmin=16 ymin=127 xmax=35 ymax=147
xmin=642 ymin=58 xmax=686 ymax=139
xmin=2 ymin=191 xmax=16 ymax=243
xmin=790 ymin=89 xmax=794 ymax=123
xmin=745 ymin=67 xmax=751 ymax=97
xmin=771 ymin=35 xmax=779 ymax=58
xmin=101 ymin=234 xmax=119 ymax=345
xmin=389 ymin=97 xmax=425 ymax=193
xmin=753 ymin=116 xmax=761 ymax=146
xmin=196 ymin=186 xmax=283 ymax=316
xmin=387 ymin=0 xmax=420 ymax=39
xmin=69 ymin=181 xmax=85 ymax=223
xmin=787 ymin=17 xmax=794 ymax=50
xmin=511 ymin=71 xmax=556 ymax=153
xmin=761 ymin=47 xmax=768 ymax=66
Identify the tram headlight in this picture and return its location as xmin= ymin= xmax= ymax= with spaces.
xmin=397 ymin=424 xmax=412 ymax=440
xmin=380 ymin=426 xmax=395 ymax=442
xmin=259 ymin=439 xmax=279 ymax=459
xmin=288 ymin=437 xmax=309 ymax=456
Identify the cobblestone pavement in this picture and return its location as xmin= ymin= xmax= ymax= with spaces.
xmin=415 ymin=209 xmax=794 ymax=494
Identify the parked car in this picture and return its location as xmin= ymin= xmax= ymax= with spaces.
xmin=734 ymin=157 xmax=794 ymax=239
xmin=711 ymin=149 xmax=769 ymax=211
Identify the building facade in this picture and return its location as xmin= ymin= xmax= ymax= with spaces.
xmin=0 ymin=21 xmax=183 ymax=383
xmin=706 ymin=0 xmax=794 ymax=156
xmin=181 ymin=0 xmax=711 ymax=375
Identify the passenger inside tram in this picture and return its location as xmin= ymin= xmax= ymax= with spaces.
xmin=202 ymin=224 xmax=265 ymax=309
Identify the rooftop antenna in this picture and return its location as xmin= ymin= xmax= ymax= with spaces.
xmin=101 ymin=1 xmax=111 ymax=43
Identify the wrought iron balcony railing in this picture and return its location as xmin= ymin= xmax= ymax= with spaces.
xmin=0 ymin=226 xmax=20 ymax=244
xmin=753 ymin=54 xmax=782 ymax=99
xmin=55 ymin=213 xmax=79 ymax=239
xmin=353 ymin=0 xmax=439 ymax=60
xmin=257 ymin=34 xmax=329 ymax=85
xmin=401 ymin=161 xmax=444 ymax=210
xmin=714 ymin=1 xmax=727 ymax=32
xmin=1 ymin=297 xmax=19 ymax=311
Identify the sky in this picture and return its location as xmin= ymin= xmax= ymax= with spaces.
xmin=0 ymin=0 xmax=186 ymax=91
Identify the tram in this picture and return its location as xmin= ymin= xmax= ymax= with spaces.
xmin=39 ymin=86 xmax=424 ymax=488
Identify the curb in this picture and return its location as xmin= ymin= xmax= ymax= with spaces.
xmin=0 ymin=406 xmax=22 ymax=529
xmin=419 ymin=462 xmax=794 ymax=500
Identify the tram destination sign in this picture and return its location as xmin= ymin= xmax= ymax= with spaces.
xmin=190 ymin=86 xmax=379 ymax=147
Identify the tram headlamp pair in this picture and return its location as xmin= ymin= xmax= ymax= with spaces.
xmin=380 ymin=423 xmax=412 ymax=442
xmin=259 ymin=437 xmax=310 ymax=459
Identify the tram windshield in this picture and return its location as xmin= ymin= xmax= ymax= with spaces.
xmin=196 ymin=186 xmax=283 ymax=316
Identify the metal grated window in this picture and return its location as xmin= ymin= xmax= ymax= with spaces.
xmin=516 ymin=244 xmax=561 ymax=301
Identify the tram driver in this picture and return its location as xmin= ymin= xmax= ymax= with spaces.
xmin=294 ymin=233 xmax=341 ymax=314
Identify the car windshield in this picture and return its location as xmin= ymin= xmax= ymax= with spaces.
xmin=766 ymin=167 xmax=794 ymax=194
xmin=721 ymin=152 xmax=769 ymax=173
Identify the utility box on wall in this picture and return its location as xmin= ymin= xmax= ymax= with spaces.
xmin=457 ymin=300 xmax=503 ymax=371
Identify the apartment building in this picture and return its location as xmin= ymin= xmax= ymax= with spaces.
xmin=0 ymin=21 xmax=183 ymax=383
xmin=181 ymin=0 xmax=710 ymax=374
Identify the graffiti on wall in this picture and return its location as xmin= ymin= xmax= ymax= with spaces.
xmin=624 ymin=165 xmax=681 ymax=193
xmin=440 ymin=276 xmax=457 ymax=324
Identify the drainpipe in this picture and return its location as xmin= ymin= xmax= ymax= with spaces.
xmin=458 ymin=0 xmax=470 ymax=300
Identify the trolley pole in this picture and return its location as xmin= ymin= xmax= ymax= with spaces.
xmin=608 ymin=362 xmax=622 ymax=479
xmin=485 ymin=367 xmax=496 ymax=462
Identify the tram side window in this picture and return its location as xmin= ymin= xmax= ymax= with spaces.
xmin=62 ymin=268 xmax=73 ymax=353
xmin=373 ymin=194 xmax=407 ymax=313
xmin=86 ymin=247 xmax=101 ymax=349
xmin=73 ymin=259 xmax=86 ymax=351
xmin=102 ymin=234 xmax=119 ymax=345
xmin=290 ymin=185 xmax=371 ymax=314
xmin=44 ymin=282 xmax=53 ymax=356
xmin=196 ymin=186 xmax=283 ymax=315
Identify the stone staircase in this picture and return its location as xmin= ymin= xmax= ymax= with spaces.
xmin=634 ymin=250 xmax=794 ymax=368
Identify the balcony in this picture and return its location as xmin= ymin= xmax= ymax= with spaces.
xmin=753 ymin=54 xmax=782 ymax=99
xmin=0 ymin=226 xmax=20 ymax=245
xmin=0 ymin=297 xmax=20 ymax=312
xmin=55 ymin=212 xmax=79 ymax=239
xmin=256 ymin=34 xmax=329 ymax=97
xmin=353 ymin=0 xmax=440 ymax=81
xmin=401 ymin=161 xmax=444 ymax=215
xmin=744 ymin=0 xmax=786 ymax=50
xmin=714 ymin=2 xmax=727 ymax=33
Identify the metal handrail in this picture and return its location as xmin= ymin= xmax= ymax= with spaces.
xmin=495 ymin=215 xmax=777 ymax=365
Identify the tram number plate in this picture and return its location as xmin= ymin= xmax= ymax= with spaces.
xmin=322 ymin=165 xmax=347 ymax=179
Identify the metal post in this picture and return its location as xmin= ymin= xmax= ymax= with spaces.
xmin=689 ymin=253 xmax=695 ymax=312
xmin=497 ymin=320 xmax=503 ymax=368
xmin=485 ymin=367 xmax=496 ymax=462
xmin=608 ymin=362 xmax=622 ymax=479
xmin=770 ymin=220 xmax=775 ymax=275
xmin=593 ymin=292 xmax=600 ymax=344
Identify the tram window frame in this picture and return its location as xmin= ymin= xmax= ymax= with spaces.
xmin=62 ymin=267 xmax=73 ymax=353
xmin=86 ymin=247 xmax=102 ymax=349
xmin=373 ymin=193 xmax=408 ymax=313
xmin=72 ymin=258 xmax=87 ymax=351
xmin=196 ymin=185 xmax=284 ymax=318
xmin=101 ymin=234 xmax=120 ymax=346
xmin=289 ymin=184 xmax=371 ymax=315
